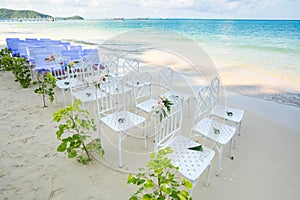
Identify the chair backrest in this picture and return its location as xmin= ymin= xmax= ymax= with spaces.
xmin=83 ymin=49 xmax=100 ymax=66
xmin=33 ymin=54 xmax=59 ymax=71
xmin=27 ymin=48 xmax=52 ymax=64
xmin=16 ymin=42 xmax=29 ymax=59
xmin=95 ymin=78 xmax=125 ymax=117
xmin=6 ymin=38 xmax=20 ymax=51
xmin=102 ymin=54 xmax=120 ymax=75
xmin=133 ymin=71 xmax=152 ymax=85
xmin=69 ymin=45 xmax=83 ymax=56
xmin=59 ymin=41 xmax=71 ymax=49
xmin=133 ymin=82 xmax=153 ymax=105
xmin=61 ymin=49 xmax=82 ymax=61
xmin=193 ymin=86 xmax=211 ymax=124
xmin=159 ymin=67 xmax=176 ymax=96
xmin=210 ymin=77 xmax=220 ymax=108
xmin=154 ymin=103 xmax=183 ymax=152
xmin=47 ymin=45 xmax=66 ymax=57
xmin=159 ymin=66 xmax=174 ymax=86
xmin=123 ymin=59 xmax=139 ymax=74
xmin=9 ymin=40 xmax=26 ymax=56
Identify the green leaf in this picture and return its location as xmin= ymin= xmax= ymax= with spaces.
xmin=160 ymin=183 xmax=172 ymax=195
xmin=142 ymin=194 xmax=153 ymax=200
xmin=182 ymin=178 xmax=193 ymax=190
xmin=188 ymin=145 xmax=203 ymax=152
xmin=57 ymin=143 xmax=67 ymax=152
xmin=68 ymin=150 xmax=77 ymax=158
xmin=129 ymin=195 xmax=138 ymax=200
xmin=137 ymin=179 xmax=145 ymax=186
xmin=144 ymin=180 xmax=155 ymax=189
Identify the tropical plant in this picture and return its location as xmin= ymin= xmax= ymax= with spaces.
xmin=0 ymin=48 xmax=14 ymax=71
xmin=33 ymin=71 xmax=56 ymax=107
xmin=0 ymin=48 xmax=32 ymax=88
xmin=127 ymin=147 xmax=193 ymax=200
xmin=53 ymin=99 xmax=104 ymax=165
xmin=11 ymin=57 xmax=32 ymax=88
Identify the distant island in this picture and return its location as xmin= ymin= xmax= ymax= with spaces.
xmin=55 ymin=15 xmax=84 ymax=20
xmin=0 ymin=8 xmax=84 ymax=21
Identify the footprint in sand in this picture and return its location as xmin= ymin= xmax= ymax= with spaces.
xmin=35 ymin=124 xmax=44 ymax=129
xmin=48 ymin=188 xmax=65 ymax=200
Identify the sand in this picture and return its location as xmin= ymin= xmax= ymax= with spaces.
xmin=1 ymin=68 xmax=300 ymax=199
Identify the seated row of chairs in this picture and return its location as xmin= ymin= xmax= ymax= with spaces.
xmin=64 ymin=61 xmax=244 ymax=195
xmin=5 ymin=37 xmax=98 ymax=74
xmin=6 ymin=37 xmax=244 ymax=196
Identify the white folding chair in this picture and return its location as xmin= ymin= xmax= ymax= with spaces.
xmin=210 ymin=77 xmax=244 ymax=136
xmin=192 ymin=86 xmax=236 ymax=176
xmin=95 ymin=78 xmax=147 ymax=168
xmin=154 ymin=103 xmax=215 ymax=192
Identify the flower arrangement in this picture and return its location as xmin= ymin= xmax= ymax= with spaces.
xmin=94 ymin=73 xmax=109 ymax=88
xmin=45 ymin=54 xmax=55 ymax=62
xmin=151 ymin=96 xmax=173 ymax=122
xmin=67 ymin=60 xmax=80 ymax=68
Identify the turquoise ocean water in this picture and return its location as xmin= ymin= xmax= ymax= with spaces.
xmin=1 ymin=19 xmax=300 ymax=106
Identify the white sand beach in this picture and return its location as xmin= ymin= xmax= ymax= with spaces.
xmin=1 ymin=70 xmax=300 ymax=200
xmin=1 ymin=23 xmax=300 ymax=200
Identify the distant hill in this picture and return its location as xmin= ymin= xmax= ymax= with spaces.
xmin=0 ymin=8 xmax=54 ymax=20
xmin=55 ymin=15 xmax=84 ymax=20
xmin=0 ymin=8 xmax=84 ymax=20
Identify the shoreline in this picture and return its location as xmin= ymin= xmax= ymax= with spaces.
xmin=0 ymin=23 xmax=300 ymax=108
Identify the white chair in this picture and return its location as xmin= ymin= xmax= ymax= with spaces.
xmin=154 ymin=102 xmax=215 ymax=192
xmin=159 ymin=67 xmax=190 ymax=113
xmin=70 ymin=65 xmax=99 ymax=109
xmin=53 ymin=65 xmax=78 ymax=107
xmin=133 ymin=72 xmax=157 ymax=114
xmin=192 ymin=86 xmax=236 ymax=176
xmin=210 ymin=77 xmax=244 ymax=136
xmin=102 ymin=53 xmax=120 ymax=77
xmin=122 ymin=58 xmax=139 ymax=83
xmin=95 ymin=78 xmax=147 ymax=168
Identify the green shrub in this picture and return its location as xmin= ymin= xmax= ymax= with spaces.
xmin=33 ymin=71 xmax=56 ymax=107
xmin=128 ymin=147 xmax=193 ymax=200
xmin=53 ymin=99 xmax=104 ymax=165
xmin=0 ymin=48 xmax=32 ymax=88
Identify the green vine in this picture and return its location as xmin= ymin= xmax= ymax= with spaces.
xmin=33 ymin=71 xmax=56 ymax=107
xmin=127 ymin=147 xmax=193 ymax=200
xmin=53 ymin=99 xmax=104 ymax=165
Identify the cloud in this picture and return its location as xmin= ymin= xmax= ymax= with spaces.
xmin=168 ymin=0 xmax=266 ymax=13
xmin=0 ymin=0 xmax=299 ymax=19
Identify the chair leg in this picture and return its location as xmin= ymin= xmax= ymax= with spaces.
xmin=118 ymin=131 xmax=123 ymax=168
xmin=229 ymin=138 xmax=234 ymax=160
xmin=187 ymin=97 xmax=190 ymax=117
xmin=205 ymin=162 xmax=212 ymax=187
xmin=233 ymin=133 xmax=237 ymax=149
xmin=238 ymin=121 xmax=242 ymax=136
xmin=143 ymin=121 xmax=147 ymax=150
xmin=61 ymin=89 xmax=66 ymax=107
xmin=216 ymin=146 xmax=223 ymax=176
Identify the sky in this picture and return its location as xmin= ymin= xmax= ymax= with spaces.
xmin=0 ymin=0 xmax=299 ymax=19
